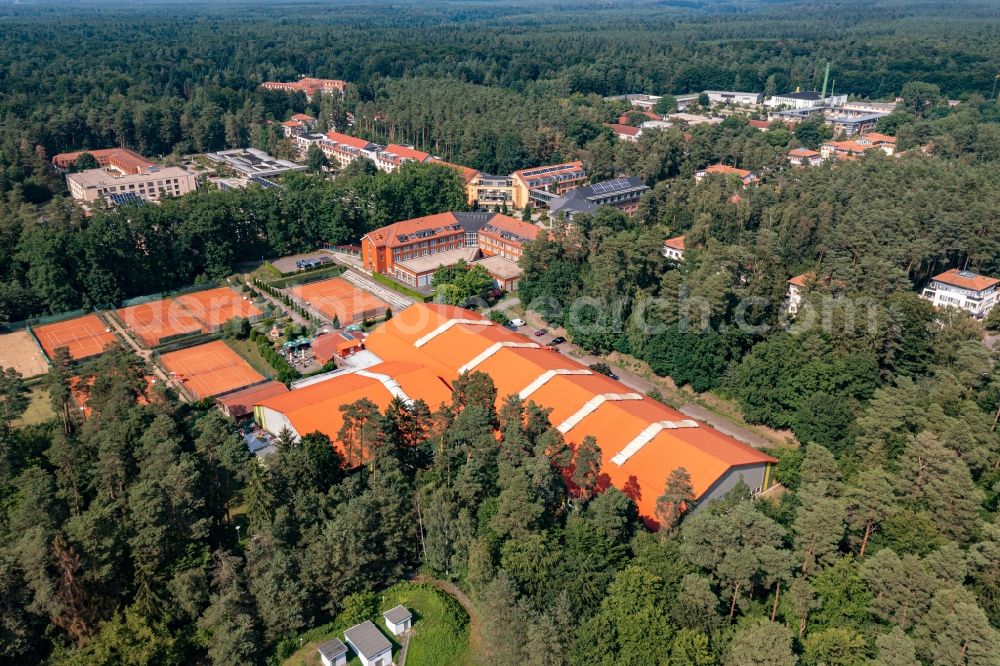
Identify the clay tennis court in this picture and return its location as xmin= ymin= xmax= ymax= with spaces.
xmin=288 ymin=277 xmax=388 ymax=324
xmin=0 ymin=330 xmax=50 ymax=377
xmin=159 ymin=340 xmax=264 ymax=400
xmin=33 ymin=314 xmax=117 ymax=361
xmin=117 ymin=299 xmax=203 ymax=347
xmin=117 ymin=287 xmax=263 ymax=347
xmin=174 ymin=287 xmax=264 ymax=332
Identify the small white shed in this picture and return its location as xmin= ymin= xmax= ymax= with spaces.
xmin=383 ymin=604 xmax=413 ymax=635
xmin=316 ymin=637 xmax=348 ymax=666
xmin=344 ymin=620 xmax=393 ymax=666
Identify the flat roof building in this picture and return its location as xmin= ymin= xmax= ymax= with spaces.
xmin=512 ymin=161 xmax=587 ymax=209
xmin=765 ymin=91 xmax=848 ymax=110
xmin=205 ymin=148 xmax=307 ymax=178
xmin=549 ymin=176 xmax=649 ymax=221
xmin=704 ymin=90 xmax=763 ymax=106
xmin=66 ymin=165 xmax=197 ymax=205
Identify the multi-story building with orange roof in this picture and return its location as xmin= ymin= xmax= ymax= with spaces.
xmin=260 ymin=77 xmax=346 ymax=100
xmin=786 ymin=272 xmax=814 ymax=315
xmin=376 ymin=144 xmax=434 ymax=172
xmin=361 ymin=211 xmax=539 ymax=291
xmin=254 ymin=303 xmax=778 ymax=525
xmin=477 ymin=215 xmax=539 ymax=262
xmin=319 ymin=131 xmax=381 ymax=168
xmin=511 ymin=161 xmax=587 ymax=209
xmin=52 ymin=148 xmax=155 ymax=175
xmin=921 ymin=268 xmax=1000 ymax=319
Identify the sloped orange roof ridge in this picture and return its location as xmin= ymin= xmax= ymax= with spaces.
xmin=361 ymin=303 xmax=776 ymax=518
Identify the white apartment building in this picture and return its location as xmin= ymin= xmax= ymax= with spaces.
xmin=66 ymin=166 xmax=197 ymax=205
xmin=921 ymin=269 xmax=1000 ymax=319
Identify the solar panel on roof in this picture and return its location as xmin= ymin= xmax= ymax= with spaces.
xmin=109 ymin=192 xmax=145 ymax=206
xmin=958 ymin=270 xmax=978 ymax=278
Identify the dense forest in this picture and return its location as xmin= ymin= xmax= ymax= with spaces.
xmin=2 ymin=0 xmax=1000 ymax=663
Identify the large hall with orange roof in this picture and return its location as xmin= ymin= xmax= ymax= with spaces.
xmin=254 ymin=303 xmax=777 ymax=525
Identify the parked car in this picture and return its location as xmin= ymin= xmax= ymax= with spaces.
xmin=550 ymin=336 xmax=566 ymax=345
xmin=589 ymin=362 xmax=618 ymax=380
xmin=534 ymin=328 xmax=547 ymax=337
xmin=510 ymin=318 xmax=526 ymax=327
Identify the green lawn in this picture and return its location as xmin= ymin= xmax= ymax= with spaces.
xmin=224 ymin=337 xmax=275 ymax=377
xmin=13 ymin=386 xmax=57 ymax=428
xmin=381 ymin=582 xmax=470 ymax=666
xmin=281 ymin=582 xmax=469 ymax=666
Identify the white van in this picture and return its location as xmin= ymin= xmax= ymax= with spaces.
xmin=510 ymin=318 xmax=526 ymax=327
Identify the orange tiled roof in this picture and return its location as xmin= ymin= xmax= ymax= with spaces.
xmin=325 ymin=131 xmax=374 ymax=151
xmin=931 ymin=268 xmax=1000 ymax=292
xmin=704 ymin=164 xmax=753 ymax=178
xmin=52 ymin=147 xmax=154 ymax=173
xmin=384 ymin=144 xmax=431 ymax=163
xmin=432 ymin=159 xmax=480 ymax=184
xmin=863 ymin=132 xmax=896 ymax=144
xmin=663 ymin=235 xmax=685 ymax=250
xmin=606 ymin=123 xmax=642 ymax=137
xmin=748 ymin=120 xmax=770 ymax=130
xmin=481 ymin=214 xmax=540 ymax=241
xmin=312 ymin=330 xmax=365 ymax=361
xmin=281 ymin=120 xmax=304 ymax=128
xmin=257 ymin=361 xmax=450 ymax=461
xmin=788 ymin=272 xmax=814 ymax=288
xmin=362 ymin=212 xmax=463 ymax=249
xmin=290 ymin=113 xmax=316 ymax=122
xmin=216 ymin=381 xmax=289 ymax=418
xmin=789 ymin=148 xmax=820 ymax=157
xmin=362 ymin=303 xmax=776 ymax=522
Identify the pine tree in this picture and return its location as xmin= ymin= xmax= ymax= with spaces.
xmin=655 ymin=466 xmax=695 ymax=533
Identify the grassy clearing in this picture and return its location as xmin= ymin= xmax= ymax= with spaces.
xmin=224 ymin=337 xmax=276 ymax=378
xmin=13 ymin=387 xmax=57 ymax=427
xmin=382 ymin=582 xmax=470 ymax=666
xmin=281 ymin=582 xmax=469 ymax=666
xmin=250 ymin=262 xmax=283 ymax=282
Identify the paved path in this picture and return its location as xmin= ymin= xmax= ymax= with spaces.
xmin=325 ymin=250 xmax=364 ymax=271
xmin=412 ymin=574 xmax=480 ymax=663
xmin=520 ymin=322 xmax=775 ymax=450
xmin=100 ymin=311 xmax=183 ymax=400
xmin=243 ymin=277 xmax=313 ymax=328
xmin=340 ymin=268 xmax=415 ymax=311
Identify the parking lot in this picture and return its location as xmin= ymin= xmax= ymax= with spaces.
xmin=270 ymin=252 xmax=336 ymax=275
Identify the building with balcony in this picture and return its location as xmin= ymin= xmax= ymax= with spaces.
xmin=921 ymin=269 xmax=1000 ymax=319
xmin=548 ymin=176 xmax=649 ymax=221
xmin=511 ymin=161 xmax=587 ymax=209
